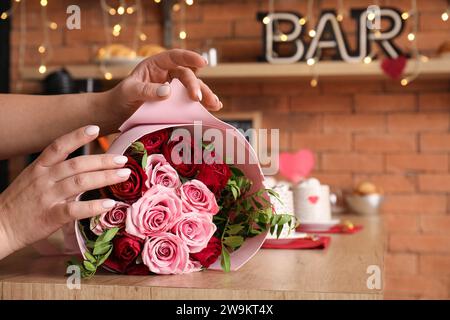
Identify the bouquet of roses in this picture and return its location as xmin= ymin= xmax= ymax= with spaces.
xmin=71 ymin=127 xmax=294 ymax=277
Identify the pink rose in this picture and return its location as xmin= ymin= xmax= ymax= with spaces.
xmin=90 ymin=202 xmax=130 ymax=235
xmin=145 ymin=154 xmax=181 ymax=189
xmin=125 ymin=185 xmax=182 ymax=239
xmin=172 ymin=212 xmax=217 ymax=253
xmin=184 ymin=259 xmax=203 ymax=273
xmin=180 ymin=180 xmax=219 ymax=215
xmin=142 ymin=232 xmax=189 ymax=274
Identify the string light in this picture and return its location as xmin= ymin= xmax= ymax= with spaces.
xmin=262 ymin=16 xmax=271 ymax=24
xmin=38 ymin=64 xmax=47 ymax=74
xmin=280 ymin=34 xmax=288 ymax=41
xmin=186 ymin=0 xmax=194 ymax=5
xmin=306 ymin=58 xmax=316 ymax=66
xmin=400 ymin=78 xmax=408 ymax=86
xmin=442 ymin=11 xmax=449 ymax=21
xmin=139 ymin=32 xmax=147 ymax=41
xmin=109 ymin=8 xmax=116 ymax=15
xmin=401 ymin=12 xmax=409 ymax=20
xmin=173 ymin=3 xmax=181 ymax=12
xmin=308 ymin=29 xmax=316 ymax=37
xmin=49 ymin=22 xmax=57 ymax=30
xmin=112 ymin=23 xmax=121 ymax=37
xmin=420 ymin=55 xmax=429 ymax=62
xmin=126 ymin=6 xmax=134 ymax=14
xmin=117 ymin=6 xmax=125 ymax=15
xmin=363 ymin=56 xmax=372 ymax=64
xmin=310 ymin=78 xmax=318 ymax=87
xmin=154 ymin=0 xmax=161 ymax=3
xmin=38 ymin=45 xmax=46 ymax=53
xmin=299 ymin=17 xmax=307 ymax=25
xmin=407 ymin=32 xmax=415 ymax=41
xmin=179 ymin=30 xmax=187 ymax=39
xmin=0 ymin=12 xmax=7 ymax=20
xmin=336 ymin=14 xmax=343 ymax=21
xmin=104 ymin=72 xmax=113 ymax=80
xmin=40 ymin=0 xmax=47 ymax=7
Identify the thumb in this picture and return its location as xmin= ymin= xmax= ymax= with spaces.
xmin=128 ymin=80 xmax=172 ymax=101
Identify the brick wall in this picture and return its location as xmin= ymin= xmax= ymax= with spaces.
xmin=10 ymin=0 xmax=450 ymax=299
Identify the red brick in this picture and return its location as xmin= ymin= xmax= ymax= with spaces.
xmin=291 ymin=95 xmax=352 ymax=113
xmin=390 ymin=234 xmax=450 ymax=253
xmin=214 ymin=39 xmax=261 ymax=62
xmin=420 ymin=216 xmax=450 ymax=233
xmin=384 ymin=214 xmax=419 ymax=233
xmin=385 ymin=253 xmax=418 ymax=275
xmin=234 ymin=19 xmax=262 ymax=38
xmin=261 ymin=114 xmax=322 ymax=132
xmin=388 ymin=114 xmax=449 ymax=132
xmin=185 ymin=21 xmax=233 ymax=40
xmin=419 ymin=93 xmax=450 ymax=112
xmin=202 ymin=3 xmax=256 ymax=21
xmin=382 ymin=194 xmax=447 ymax=215
xmin=322 ymin=154 xmax=383 ymax=173
xmin=323 ymin=115 xmax=385 ymax=132
xmin=353 ymin=174 xmax=416 ymax=193
xmin=354 ymin=134 xmax=417 ymax=153
xmin=384 ymin=79 xmax=450 ymax=93
xmin=210 ymin=82 xmax=262 ymax=96
xmin=421 ymin=133 xmax=450 ymax=152
xmin=354 ymin=94 xmax=416 ymax=113
xmin=419 ymin=174 xmax=450 ymax=192
xmin=420 ymin=255 xmax=450 ymax=275
xmin=385 ymin=275 xmax=448 ymax=299
xmin=230 ymin=96 xmax=288 ymax=113
xmin=320 ymin=80 xmax=383 ymax=94
xmin=292 ymin=133 xmax=351 ymax=151
xmin=261 ymin=81 xmax=312 ymax=95
xmin=310 ymin=173 xmax=353 ymax=189
xmin=419 ymin=13 xmax=450 ymax=31
xmin=386 ymin=154 xmax=448 ymax=173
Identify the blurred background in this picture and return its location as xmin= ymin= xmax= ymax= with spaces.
xmin=0 ymin=0 xmax=449 ymax=299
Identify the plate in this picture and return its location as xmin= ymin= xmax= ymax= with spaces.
xmin=297 ymin=219 xmax=340 ymax=232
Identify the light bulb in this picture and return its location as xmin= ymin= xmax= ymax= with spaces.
xmin=306 ymin=58 xmax=315 ymax=66
xmin=40 ymin=0 xmax=48 ymax=7
xmin=400 ymin=78 xmax=408 ymax=86
xmin=104 ymin=72 xmax=112 ymax=80
xmin=367 ymin=12 xmax=376 ymax=21
xmin=401 ymin=12 xmax=409 ymax=20
xmin=38 ymin=65 xmax=47 ymax=74
xmin=407 ymin=33 xmax=415 ymax=41
xmin=173 ymin=3 xmax=180 ymax=12
xmin=0 ymin=12 xmax=8 ymax=20
xmin=139 ymin=33 xmax=147 ymax=41
xmin=280 ymin=34 xmax=288 ymax=41
xmin=442 ymin=12 xmax=449 ymax=22
xmin=299 ymin=17 xmax=307 ymax=25
xmin=154 ymin=0 xmax=161 ymax=3
xmin=363 ymin=56 xmax=372 ymax=64
xmin=38 ymin=45 xmax=46 ymax=54
xmin=109 ymin=8 xmax=116 ymax=15
xmin=49 ymin=22 xmax=57 ymax=30
xmin=337 ymin=14 xmax=343 ymax=21
xmin=179 ymin=31 xmax=187 ymax=39
xmin=126 ymin=7 xmax=134 ymax=14
xmin=262 ymin=16 xmax=270 ymax=24
xmin=117 ymin=6 xmax=125 ymax=15
xmin=308 ymin=29 xmax=316 ymax=37
xmin=186 ymin=0 xmax=194 ymax=5
xmin=310 ymin=79 xmax=318 ymax=87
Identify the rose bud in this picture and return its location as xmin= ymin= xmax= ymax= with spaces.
xmin=103 ymin=232 xmax=143 ymax=274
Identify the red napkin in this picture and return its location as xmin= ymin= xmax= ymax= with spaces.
xmin=262 ymin=236 xmax=331 ymax=250
xmin=296 ymin=224 xmax=363 ymax=234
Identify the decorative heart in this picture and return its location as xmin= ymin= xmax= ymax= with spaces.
xmin=381 ymin=56 xmax=407 ymax=79
xmin=278 ymin=149 xmax=315 ymax=184
xmin=308 ymin=195 xmax=319 ymax=204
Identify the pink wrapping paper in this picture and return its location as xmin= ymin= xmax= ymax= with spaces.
xmin=75 ymin=79 xmax=269 ymax=271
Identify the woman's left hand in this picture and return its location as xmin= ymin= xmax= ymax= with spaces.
xmin=107 ymin=49 xmax=222 ymax=119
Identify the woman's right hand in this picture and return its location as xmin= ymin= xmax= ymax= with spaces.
xmin=0 ymin=125 xmax=131 ymax=260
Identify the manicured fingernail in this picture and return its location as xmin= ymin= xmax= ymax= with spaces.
xmin=219 ymin=102 xmax=223 ymax=109
xmin=113 ymin=155 xmax=128 ymax=165
xmin=203 ymin=57 xmax=209 ymax=65
xmin=157 ymin=84 xmax=171 ymax=97
xmin=116 ymin=168 xmax=131 ymax=178
xmin=102 ymin=199 xmax=116 ymax=209
xmin=214 ymin=94 xmax=219 ymax=103
xmin=85 ymin=125 xmax=100 ymax=136
xmin=197 ymin=89 xmax=203 ymax=101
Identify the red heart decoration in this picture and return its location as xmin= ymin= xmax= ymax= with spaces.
xmin=381 ymin=56 xmax=407 ymax=79
xmin=279 ymin=149 xmax=315 ymax=184
xmin=308 ymin=196 xmax=319 ymax=204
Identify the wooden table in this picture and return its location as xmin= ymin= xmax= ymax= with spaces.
xmin=0 ymin=216 xmax=385 ymax=300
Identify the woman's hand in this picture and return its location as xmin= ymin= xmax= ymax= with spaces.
xmin=0 ymin=125 xmax=131 ymax=259
xmin=105 ymin=49 xmax=222 ymax=122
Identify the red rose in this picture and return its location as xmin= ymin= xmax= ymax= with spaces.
xmin=125 ymin=263 xmax=150 ymax=275
xmin=103 ymin=232 xmax=143 ymax=273
xmin=162 ymin=135 xmax=200 ymax=178
xmin=190 ymin=236 xmax=222 ymax=268
xmin=105 ymin=156 xmax=147 ymax=204
xmin=140 ymin=129 xmax=170 ymax=154
xmin=196 ymin=163 xmax=231 ymax=195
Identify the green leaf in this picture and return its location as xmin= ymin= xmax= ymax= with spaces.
xmin=96 ymin=227 xmax=119 ymax=245
xmin=226 ymin=224 xmax=244 ymax=235
xmin=93 ymin=243 xmax=112 ymax=256
xmin=230 ymin=166 xmax=244 ymax=177
xmin=220 ymin=245 xmax=231 ymax=273
xmin=276 ymin=224 xmax=284 ymax=239
xmin=223 ymin=236 xmax=244 ymax=248
xmin=84 ymin=251 xmax=96 ymax=264
xmin=83 ymin=260 xmax=97 ymax=272
xmin=141 ymin=150 xmax=148 ymax=169
xmin=96 ymin=246 xmax=113 ymax=266
xmin=231 ymin=185 xmax=239 ymax=200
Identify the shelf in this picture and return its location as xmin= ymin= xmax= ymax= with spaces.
xmin=20 ymin=58 xmax=450 ymax=81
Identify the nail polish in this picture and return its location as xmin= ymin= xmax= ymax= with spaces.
xmin=84 ymin=125 xmax=100 ymax=136
xmin=157 ymin=84 xmax=171 ymax=97
xmin=197 ymin=89 xmax=203 ymax=101
xmin=113 ymin=155 xmax=128 ymax=165
xmin=116 ymin=168 xmax=131 ymax=178
xmin=102 ymin=199 xmax=116 ymax=209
